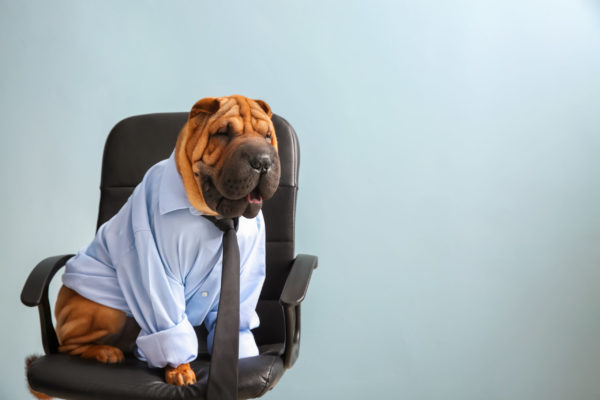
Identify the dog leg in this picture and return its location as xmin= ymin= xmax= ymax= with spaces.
xmin=55 ymin=286 xmax=127 ymax=363
xmin=79 ymin=345 xmax=124 ymax=363
xmin=165 ymin=363 xmax=197 ymax=386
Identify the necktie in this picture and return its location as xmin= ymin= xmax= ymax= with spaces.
xmin=204 ymin=216 xmax=240 ymax=400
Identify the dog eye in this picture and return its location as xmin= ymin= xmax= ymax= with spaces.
xmin=212 ymin=130 xmax=231 ymax=140
xmin=265 ymin=133 xmax=272 ymax=143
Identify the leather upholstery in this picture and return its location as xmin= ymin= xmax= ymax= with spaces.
xmin=27 ymin=112 xmax=301 ymax=399
xmin=28 ymin=344 xmax=285 ymax=400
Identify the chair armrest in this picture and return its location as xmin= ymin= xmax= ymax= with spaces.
xmin=280 ymin=254 xmax=318 ymax=369
xmin=21 ymin=254 xmax=74 ymax=354
xmin=21 ymin=254 xmax=74 ymax=306
xmin=280 ymin=254 xmax=318 ymax=306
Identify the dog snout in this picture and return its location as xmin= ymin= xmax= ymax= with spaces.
xmin=249 ymin=154 xmax=272 ymax=174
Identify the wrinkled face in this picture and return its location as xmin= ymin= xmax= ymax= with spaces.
xmin=190 ymin=97 xmax=281 ymax=218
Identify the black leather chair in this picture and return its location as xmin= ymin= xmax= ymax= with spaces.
xmin=21 ymin=113 xmax=317 ymax=400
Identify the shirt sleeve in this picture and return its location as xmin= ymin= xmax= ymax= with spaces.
xmin=205 ymin=214 xmax=266 ymax=358
xmin=116 ymin=229 xmax=198 ymax=368
xmin=62 ymin=224 xmax=130 ymax=313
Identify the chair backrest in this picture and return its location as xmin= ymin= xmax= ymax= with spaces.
xmin=96 ymin=112 xmax=299 ymax=346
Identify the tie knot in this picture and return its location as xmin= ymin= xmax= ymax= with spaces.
xmin=204 ymin=216 xmax=239 ymax=233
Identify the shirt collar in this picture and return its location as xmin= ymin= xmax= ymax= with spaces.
xmin=159 ymin=152 xmax=206 ymax=216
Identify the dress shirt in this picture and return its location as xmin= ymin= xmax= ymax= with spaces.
xmin=62 ymin=152 xmax=266 ymax=368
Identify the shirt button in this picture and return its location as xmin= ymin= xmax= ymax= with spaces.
xmin=202 ymin=291 xmax=208 ymax=297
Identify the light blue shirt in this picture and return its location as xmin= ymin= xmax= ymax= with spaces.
xmin=62 ymin=152 xmax=266 ymax=368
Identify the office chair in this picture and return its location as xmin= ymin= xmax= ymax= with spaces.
xmin=21 ymin=112 xmax=317 ymax=399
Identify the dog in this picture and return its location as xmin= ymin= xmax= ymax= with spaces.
xmin=32 ymin=95 xmax=280 ymax=393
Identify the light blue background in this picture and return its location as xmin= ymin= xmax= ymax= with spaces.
xmin=2 ymin=1 xmax=600 ymax=399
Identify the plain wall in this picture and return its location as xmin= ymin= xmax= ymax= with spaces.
xmin=2 ymin=1 xmax=600 ymax=399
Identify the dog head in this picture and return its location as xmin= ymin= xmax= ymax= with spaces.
xmin=175 ymin=95 xmax=281 ymax=219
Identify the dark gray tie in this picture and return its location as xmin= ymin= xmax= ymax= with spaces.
xmin=204 ymin=216 xmax=239 ymax=400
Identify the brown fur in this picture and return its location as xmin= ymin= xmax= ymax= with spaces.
xmin=30 ymin=96 xmax=278 ymax=392
xmin=55 ymin=286 xmax=127 ymax=361
xmin=165 ymin=363 xmax=196 ymax=386
xmin=175 ymin=95 xmax=277 ymax=215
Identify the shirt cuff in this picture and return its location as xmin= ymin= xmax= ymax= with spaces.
xmin=207 ymin=329 xmax=259 ymax=359
xmin=136 ymin=316 xmax=198 ymax=368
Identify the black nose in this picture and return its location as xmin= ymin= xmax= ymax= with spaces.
xmin=249 ymin=154 xmax=272 ymax=174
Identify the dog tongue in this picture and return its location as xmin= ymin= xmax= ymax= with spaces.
xmin=247 ymin=191 xmax=263 ymax=204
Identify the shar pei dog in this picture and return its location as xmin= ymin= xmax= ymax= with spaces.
xmin=42 ymin=95 xmax=280 ymax=389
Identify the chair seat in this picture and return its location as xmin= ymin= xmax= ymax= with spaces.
xmin=27 ymin=344 xmax=285 ymax=400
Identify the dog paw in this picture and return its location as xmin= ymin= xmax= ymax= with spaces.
xmin=165 ymin=363 xmax=197 ymax=386
xmin=81 ymin=345 xmax=124 ymax=364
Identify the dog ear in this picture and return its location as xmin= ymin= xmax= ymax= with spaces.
xmin=254 ymin=99 xmax=273 ymax=118
xmin=189 ymin=97 xmax=220 ymax=119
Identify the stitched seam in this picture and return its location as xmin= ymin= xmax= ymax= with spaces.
xmin=289 ymin=126 xmax=298 ymax=186
xmin=258 ymin=356 xmax=277 ymax=396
